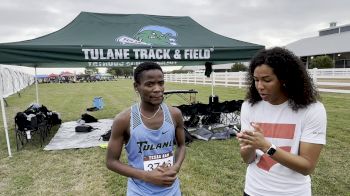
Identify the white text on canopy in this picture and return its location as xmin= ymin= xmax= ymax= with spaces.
xmin=81 ymin=48 xmax=212 ymax=60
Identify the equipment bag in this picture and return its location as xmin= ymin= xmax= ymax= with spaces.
xmin=81 ymin=113 xmax=98 ymax=123
xmin=100 ymin=129 xmax=111 ymax=141
xmin=75 ymin=125 xmax=95 ymax=133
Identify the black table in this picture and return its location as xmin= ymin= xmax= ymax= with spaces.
xmin=164 ymin=89 xmax=198 ymax=104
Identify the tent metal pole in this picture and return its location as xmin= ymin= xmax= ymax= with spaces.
xmin=211 ymin=71 xmax=214 ymax=102
xmin=0 ymin=97 xmax=12 ymax=157
xmin=34 ymin=66 xmax=39 ymax=104
xmin=0 ymin=65 xmax=12 ymax=157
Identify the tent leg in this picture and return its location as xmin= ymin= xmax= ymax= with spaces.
xmin=35 ymin=67 xmax=39 ymax=104
xmin=0 ymin=98 xmax=12 ymax=157
xmin=0 ymin=65 xmax=12 ymax=157
xmin=211 ymin=71 xmax=214 ymax=102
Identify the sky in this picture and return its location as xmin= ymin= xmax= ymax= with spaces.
xmin=1 ymin=0 xmax=349 ymax=75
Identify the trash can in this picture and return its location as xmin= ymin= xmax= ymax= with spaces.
xmin=93 ymin=97 xmax=104 ymax=109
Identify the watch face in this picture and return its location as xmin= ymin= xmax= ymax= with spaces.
xmin=267 ymin=147 xmax=276 ymax=156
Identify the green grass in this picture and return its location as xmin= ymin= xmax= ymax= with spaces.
xmin=0 ymin=80 xmax=349 ymax=195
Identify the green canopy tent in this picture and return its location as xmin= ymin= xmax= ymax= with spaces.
xmin=0 ymin=12 xmax=263 ymax=67
xmin=0 ymin=12 xmax=264 ymax=156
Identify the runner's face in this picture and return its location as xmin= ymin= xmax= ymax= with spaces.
xmin=253 ymin=64 xmax=288 ymax=105
xmin=135 ymin=69 xmax=164 ymax=105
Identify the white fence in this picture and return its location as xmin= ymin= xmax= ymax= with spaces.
xmin=164 ymin=68 xmax=350 ymax=94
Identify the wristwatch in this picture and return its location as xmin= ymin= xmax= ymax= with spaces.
xmin=266 ymin=144 xmax=277 ymax=156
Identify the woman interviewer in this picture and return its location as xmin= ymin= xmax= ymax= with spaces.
xmin=236 ymin=47 xmax=327 ymax=196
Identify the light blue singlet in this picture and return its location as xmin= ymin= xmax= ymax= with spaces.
xmin=125 ymin=103 xmax=181 ymax=196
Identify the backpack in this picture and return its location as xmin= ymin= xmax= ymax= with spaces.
xmin=50 ymin=112 xmax=62 ymax=125
xmin=81 ymin=113 xmax=98 ymax=123
xmin=15 ymin=112 xmax=34 ymax=131
xmin=75 ymin=124 xmax=95 ymax=132
xmin=100 ymin=129 xmax=111 ymax=141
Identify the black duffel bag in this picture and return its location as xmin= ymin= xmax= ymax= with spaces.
xmin=75 ymin=125 xmax=95 ymax=133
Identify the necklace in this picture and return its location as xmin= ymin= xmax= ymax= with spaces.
xmin=139 ymin=104 xmax=161 ymax=120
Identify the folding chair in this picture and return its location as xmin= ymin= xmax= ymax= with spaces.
xmin=14 ymin=112 xmax=48 ymax=150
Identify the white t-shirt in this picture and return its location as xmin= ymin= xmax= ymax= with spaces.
xmin=240 ymin=100 xmax=327 ymax=196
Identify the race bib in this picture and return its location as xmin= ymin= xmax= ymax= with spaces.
xmin=143 ymin=152 xmax=174 ymax=171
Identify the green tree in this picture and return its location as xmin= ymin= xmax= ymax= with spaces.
xmin=230 ymin=62 xmax=247 ymax=72
xmin=85 ymin=67 xmax=99 ymax=74
xmin=310 ymin=56 xmax=334 ymax=69
xmin=171 ymin=69 xmax=191 ymax=74
xmin=107 ymin=67 xmax=133 ymax=77
xmin=107 ymin=67 xmax=122 ymax=76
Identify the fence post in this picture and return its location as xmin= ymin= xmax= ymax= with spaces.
xmin=312 ymin=68 xmax=318 ymax=84
xmin=225 ymin=71 xmax=228 ymax=87
xmin=187 ymin=72 xmax=190 ymax=83
xmin=203 ymin=72 xmax=205 ymax=85
xmin=238 ymin=71 xmax=243 ymax=88
xmin=194 ymin=72 xmax=197 ymax=85
xmin=212 ymin=71 xmax=215 ymax=86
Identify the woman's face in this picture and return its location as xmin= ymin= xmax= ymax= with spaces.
xmin=253 ymin=64 xmax=288 ymax=105
xmin=134 ymin=69 xmax=164 ymax=105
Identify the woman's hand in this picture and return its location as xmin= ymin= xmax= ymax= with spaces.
xmin=237 ymin=123 xmax=271 ymax=153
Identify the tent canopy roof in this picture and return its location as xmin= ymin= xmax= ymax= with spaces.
xmin=0 ymin=12 xmax=264 ymax=67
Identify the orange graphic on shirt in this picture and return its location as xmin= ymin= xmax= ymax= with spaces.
xmin=256 ymin=123 xmax=296 ymax=171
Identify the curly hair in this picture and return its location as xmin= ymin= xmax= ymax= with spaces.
xmin=245 ymin=47 xmax=319 ymax=111
xmin=134 ymin=62 xmax=163 ymax=83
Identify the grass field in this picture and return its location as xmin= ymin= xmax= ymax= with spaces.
xmin=0 ymin=80 xmax=349 ymax=195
